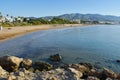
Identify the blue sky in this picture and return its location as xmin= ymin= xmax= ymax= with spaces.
xmin=0 ymin=0 xmax=120 ymax=17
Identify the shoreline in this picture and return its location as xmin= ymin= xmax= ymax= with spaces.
xmin=0 ymin=24 xmax=87 ymax=42
xmin=0 ymin=55 xmax=119 ymax=80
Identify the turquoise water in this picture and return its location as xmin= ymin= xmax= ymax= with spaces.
xmin=0 ymin=25 xmax=120 ymax=72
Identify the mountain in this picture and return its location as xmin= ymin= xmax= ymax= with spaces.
xmin=41 ymin=13 xmax=120 ymax=21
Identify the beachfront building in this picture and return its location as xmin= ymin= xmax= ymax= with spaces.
xmin=0 ymin=17 xmax=6 ymax=22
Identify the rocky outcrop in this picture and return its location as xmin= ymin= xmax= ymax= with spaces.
xmin=0 ymin=56 xmax=120 ymax=80
xmin=50 ymin=54 xmax=62 ymax=61
xmin=0 ymin=56 xmax=23 ymax=72
xmin=0 ymin=56 xmax=33 ymax=72
xmin=39 ymin=68 xmax=83 ymax=80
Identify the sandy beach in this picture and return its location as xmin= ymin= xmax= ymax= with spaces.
xmin=0 ymin=24 xmax=85 ymax=42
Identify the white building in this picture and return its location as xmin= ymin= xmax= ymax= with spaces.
xmin=0 ymin=17 xmax=6 ymax=22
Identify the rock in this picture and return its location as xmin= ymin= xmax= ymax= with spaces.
xmin=46 ymin=77 xmax=59 ymax=80
xmin=116 ymin=60 xmax=120 ymax=63
xmin=102 ymin=68 xmax=117 ymax=79
xmin=106 ymin=77 xmax=113 ymax=80
xmin=50 ymin=54 xmax=62 ymax=61
xmin=79 ymin=62 xmax=94 ymax=70
xmin=8 ymin=75 xmax=16 ymax=80
xmin=21 ymin=59 xmax=32 ymax=69
xmin=0 ymin=66 xmax=9 ymax=79
xmin=0 ymin=56 xmax=23 ymax=72
xmin=28 ymin=67 xmax=35 ymax=72
xmin=0 ymin=66 xmax=8 ymax=75
xmin=88 ymin=69 xmax=101 ymax=78
xmin=69 ymin=64 xmax=89 ymax=79
xmin=0 ymin=56 xmax=119 ymax=80
xmin=18 ymin=71 xmax=25 ymax=77
xmin=68 ymin=68 xmax=83 ymax=79
xmin=34 ymin=62 xmax=53 ymax=71
xmin=35 ymin=69 xmax=41 ymax=73
xmin=117 ymin=73 xmax=120 ymax=79
xmin=87 ymin=76 xmax=100 ymax=80
xmin=39 ymin=68 xmax=78 ymax=80
xmin=69 ymin=64 xmax=89 ymax=73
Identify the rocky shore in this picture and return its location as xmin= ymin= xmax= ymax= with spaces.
xmin=0 ymin=55 xmax=120 ymax=80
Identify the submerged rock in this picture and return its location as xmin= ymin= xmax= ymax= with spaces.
xmin=116 ymin=60 xmax=120 ymax=63
xmin=34 ymin=62 xmax=53 ymax=71
xmin=50 ymin=54 xmax=62 ymax=61
xmin=0 ymin=56 xmax=23 ymax=72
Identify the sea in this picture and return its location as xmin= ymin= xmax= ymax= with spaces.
xmin=0 ymin=25 xmax=120 ymax=73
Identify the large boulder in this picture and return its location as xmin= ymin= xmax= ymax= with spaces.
xmin=0 ymin=56 xmax=23 ymax=72
xmin=50 ymin=54 xmax=62 ymax=61
xmin=34 ymin=62 xmax=53 ymax=71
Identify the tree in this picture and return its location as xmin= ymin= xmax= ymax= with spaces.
xmin=92 ymin=21 xmax=99 ymax=24
xmin=38 ymin=18 xmax=49 ymax=24
xmin=6 ymin=14 xmax=9 ymax=17
xmin=0 ymin=12 xmax=2 ymax=18
xmin=10 ymin=16 xmax=13 ymax=19
xmin=0 ymin=12 xmax=1 ymax=14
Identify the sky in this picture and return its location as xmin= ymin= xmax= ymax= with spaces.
xmin=0 ymin=0 xmax=120 ymax=17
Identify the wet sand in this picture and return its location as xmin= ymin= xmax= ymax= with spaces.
xmin=0 ymin=24 xmax=85 ymax=42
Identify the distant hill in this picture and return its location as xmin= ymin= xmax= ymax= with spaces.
xmin=41 ymin=13 xmax=120 ymax=21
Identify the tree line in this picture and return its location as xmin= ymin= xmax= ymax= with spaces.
xmin=0 ymin=12 xmax=79 ymax=27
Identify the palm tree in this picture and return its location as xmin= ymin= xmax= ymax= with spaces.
xmin=0 ymin=12 xmax=2 ymax=18
xmin=6 ymin=14 xmax=9 ymax=17
xmin=0 ymin=12 xmax=1 ymax=16
xmin=10 ymin=16 xmax=13 ymax=19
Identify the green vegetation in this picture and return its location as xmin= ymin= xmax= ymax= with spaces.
xmin=50 ymin=18 xmax=78 ymax=24
xmin=0 ymin=12 xmax=79 ymax=27
xmin=0 ymin=17 xmax=79 ymax=27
